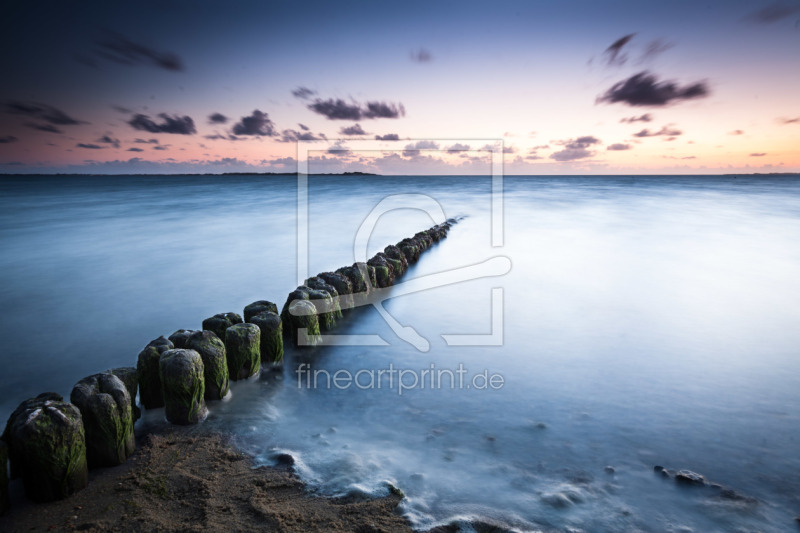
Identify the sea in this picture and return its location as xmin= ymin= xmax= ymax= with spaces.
xmin=1 ymin=173 xmax=799 ymax=532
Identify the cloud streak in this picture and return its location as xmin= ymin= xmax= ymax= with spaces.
xmin=308 ymin=98 xmax=405 ymax=120
xmin=598 ymin=71 xmax=709 ymax=107
xmin=94 ymin=33 xmax=184 ymax=71
xmin=129 ymin=113 xmax=196 ymax=135
xmin=603 ymin=34 xmax=636 ymax=66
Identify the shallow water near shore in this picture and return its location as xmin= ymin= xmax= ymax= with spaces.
xmin=2 ymin=174 xmax=800 ymax=531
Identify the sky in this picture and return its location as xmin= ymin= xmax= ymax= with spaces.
xmin=0 ymin=0 xmax=798 ymax=175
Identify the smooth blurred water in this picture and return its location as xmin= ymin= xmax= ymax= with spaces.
xmin=2 ymin=174 xmax=800 ymax=532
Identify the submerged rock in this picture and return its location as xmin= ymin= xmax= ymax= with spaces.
xmin=250 ymin=311 xmax=284 ymax=365
xmin=318 ymin=271 xmax=354 ymax=312
xmin=185 ymin=330 xmax=230 ymax=400
xmin=108 ymin=367 xmax=140 ymax=421
xmin=202 ymin=312 xmax=244 ymax=342
xmin=168 ymin=329 xmax=198 ymax=349
xmin=159 ymin=349 xmax=207 ymax=425
xmin=137 ymin=336 xmax=174 ymax=409
xmin=0 ymin=440 xmax=8 ymax=515
xmin=225 ymin=323 xmax=261 ymax=380
xmin=675 ymin=470 xmax=706 ymax=486
xmin=70 ymin=373 xmax=135 ymax=468
xmin=243 ymin=300 xmax=279 ymax=323
xmin=285 ymin=299 xmax=321 ymax=347
xmin=1 ymin=393 xmax=88 ymax=502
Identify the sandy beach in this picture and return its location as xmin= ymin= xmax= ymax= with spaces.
xmin=0 ymin=429 xmax=411 ymax=533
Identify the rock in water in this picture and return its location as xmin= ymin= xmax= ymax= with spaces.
xmin=159 ymin=349 xmax=208 ymax=425
xmin=1 ymin=393 xmax=88 ymax=502
xmin=675 ymin=470 xmax=706 ymax=486
xmin=202 ymin=312 xmax=243 ymax=341
xmin=70 ymin=373 xmax=135 ymax=468
xmin=286 ymin=299 xmax=321 ymax=347
xmin=108 ymin=367 xmax=140 ymax=421
xmin=318 ymin=271 xmax=354 ymax=312
xmin=250 ymin=311 xmax=284 ymax=365
xmin=186 ymin=330 xmax=230 ymax=400
xmin=225 ymin=323 xmax=261 ymax=380
xmin=243 ymin=300 xmax=279 ymax=323
xmin=136 ymin=336 xmax=173 ymax=409
xmin=168 ymin=329 xmax=198 ymax=349
xmin=0 ymin=440 xmax=8 ymax=515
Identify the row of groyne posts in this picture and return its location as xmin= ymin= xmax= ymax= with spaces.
xmin=0 ymin=219 xmax=457 ymax=512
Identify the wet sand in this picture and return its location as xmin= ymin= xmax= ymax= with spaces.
xmin=0 ymin=430 xmax=411 ymax=532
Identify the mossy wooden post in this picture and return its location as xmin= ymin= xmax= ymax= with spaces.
xmin=318 ymin=271 xmax=354 ymax=312
xmin=0 ymin=440 xmax=8 ymax=515
xmin=286 ymin=299 xmax=321 ymax=347
xmin=306 ymin=277 xmax=344 ymax=320
xmin=384 ymin=244 xmax=408 ymax=276
xmin=70 ymin=373 xmax=135 ymax=468
xmin=225 ymin=323 xmax=261 ymax=380
xmin=159 ymin=349 xmax=207 ymax=425
xmin=137 ymin=336 xmax=173 ymax=409
xmin=368 ymin=254 xmax=395 ymax=287
xmin=1 ymin=393 xmax=88 ymax=502
xmin=243 ymin=300 xmax=279 ymax=323
xmin=109 ymin=367 xmax=140 ymax=421
xmin=185 ymin=330 xmax=230 ymax=400
xmin=250 ymin=311 xmax=283 ymax=365
xmin=307 ymin=288 xmax=336 ymax=330
xmin=202 ymin=312 xmax=243 ymax=342
xmin=168 ymin=329 xmax=197 ymax=349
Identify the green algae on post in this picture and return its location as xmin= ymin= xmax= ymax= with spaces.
xmin=108 ymin=367 xmax=140 ymax=421
xmin=243 ymin=300 xmax=279 ymax=323
xmin=250 ymin=311 xmax=284 ymax=365
xmin=1 ymin=393 xmax=89 ymax=502
xmin=159 ymin=349 xmax=208 ymax=425
xmin=185 ymin=330 xmax=230 ymax=400
xmin=137 ymin=336 xmax=174 ymax=409
xmin=225 ymin=323 xmax=261 ymax=380
xmin=202 ymin=312 xmax=243 ymax=342
xmin=286 ymin=299 xmax=321 ymax=347
xmin=70 ymin=373 xmax=136 ymax=468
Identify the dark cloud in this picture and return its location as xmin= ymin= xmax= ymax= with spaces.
xmin=133 ymin=138 xmax=159 ymax=144
xmin=298 ymin=123 xmax=310 ymax=131
xmin=750 ymin=152 xmax=767 ymax=157
xmin=308 ymin=98 xmax=405 ymax=120
xmin=607 ymin=143 xmax=632 ymax=151
xmin=729 ymin=129 xmax=745 ymax=135
xmin=745 ymin=2 xmax=800 ymax=23
xmin=446 ymin=143 xmax=470 ymax=153
xmin=403 ymin=140 xmax=440 ymax=157
xmin=129 ymin=113 xmax=196 ymax=135
xmin=632 ymin=125 xmax=682 ymax=139
xmin=292 ymin=87 xmax=317 ymax=100
xmin=112 ymin=105 xmax=132 ymax=114
xmin=375 ymin=133 xmax=400 ymax=141
xmin=410 ymin=48 xmax=433 ymax=63
xmin=127 ymin=147 xmax=144 ymax=152
xmin=76 ymin=143 xmax=104 ymax=149
xmin=340 ymin=123 xmax=367 ymax=135
xmin=780 ymin=117 xmax=800 ymax=124
xmin=503 ymin=146 xmax=517 ymax=154
xmin=94 ymin=33 xmax=184 ymax=71
xmin=597 ymin=71 xmax=709 ymax=107
xmin=97 ymin=135 xmax=120 ymax=148
xmin=231 ymin=110 xmax=277 ymax=136
xmin=27 ymin=123 xmax=62 ymax=134
xmin=153 ymin=145 xmax=169 ymax=150
xmin=208 ymin=113 xmax=228 ymax=124
xmin=327 ymin=141 xmax=351 ymax=155
xmin=203 ymin=133 xmax=241 ymax=141
xmin=278 ymin=129 xmax=322 ymax=142
xmin=6 ymin=101 xmax=86 ymax=125
xmin=620 ymin=114 xmax=653 ymax=123
xmin=550 ymin=135 xmax=601 ymax=161
xmin=604 ymin=33 xmax=636 ymax=66
xmin=0 ymin=135 xmax=18 ymax=143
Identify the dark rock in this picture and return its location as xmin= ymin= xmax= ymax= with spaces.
xmin=250 ymin=311 xmax=284 ymax=365
xmin=318 ymin=271 xmax=354 ymax=312
xmin=653 ymin=465 xmax=665 ymax=472
xmin=243 ymin=300 xmax=279 ymax=323
xmin=202 ymin=312 xmax=243 ymax=342
xmin=305 ymin=277 xmax=343 ymax=319
xmin=168 ymin=329 xmax=198 ymax=349
xmin=675 ymin=470 xmax=706 ymax=486
xmin=185 ymin=330 xmax=230 ymax=400
xmin=1 ymin=393 xmax=89 ymax=502
xmin=274 ymin=453 xmax=295 ymax=466
xmin=137 ymin=336 xmax=174 ymax=409
xmin=159 ymin=349 xmax=207 ymax=425
xmin=225 ymin=323 xmax=261 ymax=380
xmin=108 ymin=367 xmax=140 ymax=421
xmin=0 ymin=440 xmax=8 ymax=515
xmin=71 ymin=373 xmax=135 ymax=468
xmin=604 ymin=466 xmax=615 ymax=474
xmin=285 ymin=299 xmax=321 ymax=347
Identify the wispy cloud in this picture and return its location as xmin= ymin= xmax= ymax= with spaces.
xmin=744 ymin=2 xmax=800 ymax=23
xmin=410 ymin=48 xmax=433 ymax=63
xmin=375 ymin=133 xmax=400 ymax=141
xmin=94 ymin=33 xmax=184 ymax=71
xmin=129 ymin=113 xmax=196 ymax=135
xmin=292 ymin=87 xmax=317 ymax=100
xmin=607 ymin=143 xmax=632 ymax=151
xmin=208 ymin=113 xmax=228 ymax=124
xmin=308 ymin=98 xmax=405 ymax=120
xmin=6 ymin=101 xmax=86 ymax=126
xmin=633 ymin=125 xmax=682 ymax=138
xmin=550 ymin=135 xmax=601 ymax=161
xmin=97 ymin=135 xmax=120 ymax=149
xmin=620 ymin=113 xmax=653 ymax=123
xmin=750 ymin=152 xmax=767 ymax=157
xmin=729 ymin=129 xmax=745 ymax=135
xmin=76 ymin=143 xmax=104 ymax=149
xmin=598 ymin=71 xmax=709 ymax=107
xmin=603 ymin=33 xmax=636 ymax=66
xmin=340 ymin=123 xmax=367 ymax=135
xmin=0 ymin=135 xmax=18 ymax=143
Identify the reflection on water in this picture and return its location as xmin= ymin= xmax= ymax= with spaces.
xmin=2 ymin=174 xmax=800 ymax=531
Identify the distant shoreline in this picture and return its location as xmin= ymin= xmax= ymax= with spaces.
xmin=0 ymin=172 xmax=798 ymax=177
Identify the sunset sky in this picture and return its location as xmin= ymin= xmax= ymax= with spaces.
xmin=1 ymin=0 xmax=798 ymax=175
